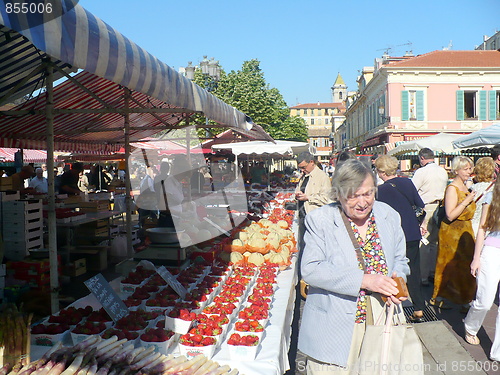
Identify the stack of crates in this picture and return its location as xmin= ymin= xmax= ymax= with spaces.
xmin=0 ymin=191 xmax=20 ymax=236
xmin=6 ymin=258 xmax=59 ymax=292
xmin=2 ymin=199 xmax=44 ymax=260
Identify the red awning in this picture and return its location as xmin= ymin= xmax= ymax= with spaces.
xmin=0 ymin=148 xmax=48 ymax=163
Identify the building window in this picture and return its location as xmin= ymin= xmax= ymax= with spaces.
xmin=303 ymin=109 xmax=307 ymax=115
xmin=310 ymin=119 xmax=315 ymax=125
xmin=489 ymin=91 xmax=500 ymax=120
xmin=456 ymin=90 xmax=487 ymax=120
xmin=401 ymin=90 xmax=424 ymax=121
xmin=339 ymin=92 xmax=343 ymax=100
xmin=312 ymin=138 xmax=320 ymax=147
xmin=325 ymin=118 xmax=329 ymax=124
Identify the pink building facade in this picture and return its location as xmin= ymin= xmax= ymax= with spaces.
xmin=341 ymin=50 xmax=500 ymax=156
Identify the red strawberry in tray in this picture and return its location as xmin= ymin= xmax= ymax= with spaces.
xmin=101 ymin=328 xmax=139 ymax=341
xmin=140 ymin=327 xmax=174 ymax=342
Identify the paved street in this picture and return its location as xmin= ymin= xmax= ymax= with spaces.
xmin=286 ymin=282 xmax=499 ymax=375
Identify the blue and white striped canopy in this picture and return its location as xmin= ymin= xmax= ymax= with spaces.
xmin=0 ymin=0 xmax=253 ymax=131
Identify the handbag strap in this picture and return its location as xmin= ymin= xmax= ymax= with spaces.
xmin=373 ymin=301 xmax=404 ymax=327
xmin=474 ymin=180 xmax=496 ymax=203
xmin=339 ymin=207 xmax=366 ymax=272
xmin=388 ymin=181 xmax=419 ymax=210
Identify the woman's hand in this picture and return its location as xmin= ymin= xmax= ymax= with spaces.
xmin=463 ymin=190 xmax=476 ymax=205
xmin=470 ymin=258 xmax=481 ymax=278
xmin=386 ymin=295 xmax=406 ymax=305
xmin=361 ymin=274 xmax=399 ymax=297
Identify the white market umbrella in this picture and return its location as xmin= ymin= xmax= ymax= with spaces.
xmin=452 ymin=124 xmax=500 ymax=149
xmin=388 ymin=133 xmax=464 ymax=156
xmin=212 ymin=140 xmax=316 ymax=156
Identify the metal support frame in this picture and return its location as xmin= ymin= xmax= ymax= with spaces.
xmin=45 ymin=62 xmax=59 ymax=314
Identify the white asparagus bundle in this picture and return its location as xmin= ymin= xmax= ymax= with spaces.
xmin=4 ymin=335 xmax=243 ymax=375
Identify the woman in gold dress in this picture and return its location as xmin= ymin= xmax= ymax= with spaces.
xmin=431 ymin=156 xmax=477 ymax=312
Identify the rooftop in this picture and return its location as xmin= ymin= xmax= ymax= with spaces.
xmin=290 ymin=102 xmax=345 ymax=110
xmin=388 ymin=50 xmax=500 ymax=68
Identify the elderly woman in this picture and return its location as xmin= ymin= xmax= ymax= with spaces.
xmin=298 ymin=159 xmax=410 ymax=373
xmin=431 ymin=156 xmax=476 ymax=312
xmin=375 ymin=155 xmax=426 ymax=323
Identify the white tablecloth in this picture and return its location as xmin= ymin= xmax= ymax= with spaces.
xmin=31 ymin=258 xmax=299 ymax=375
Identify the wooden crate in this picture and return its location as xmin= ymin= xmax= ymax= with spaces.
xmin=77 ymin=200 xmax=110 ymax=212
xmin=4 ymin=236 xmax=44 ymax=261
xmin=72 ymin=246 xmax=108 ymax=271
xmin=0 ymin=191 xmax=20 ymax=202
xmin=3 ymin=216 xmax=43 ymax=232
xmin=63 ymin=257 xmax=87 ymax=277
xmin=3 ymin=226 xmax=43 ymax=242
xmin=0 ymin=177 xmax=13 ymax=191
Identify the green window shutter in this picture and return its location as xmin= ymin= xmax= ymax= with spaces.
xmin=479 ymin=90 xmax=487 ymax=121
xmin=489 ymin=91 xmax=497 ymax=120
xmin=401 ymin=91 xmax=409 ymax=121
xmin=416 ymin=91 xmax=424 ymax=121
xmin=456 ymin=90 xmax=464 ymax=121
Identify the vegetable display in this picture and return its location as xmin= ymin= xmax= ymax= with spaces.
xmin=0 ymin=303 xmax=33 ymax=368
xmin=0 ymin=335 xmax=240 ymax=375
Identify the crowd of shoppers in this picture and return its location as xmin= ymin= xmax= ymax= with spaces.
xmin=294 ymin=144 xmax=500 ymax=372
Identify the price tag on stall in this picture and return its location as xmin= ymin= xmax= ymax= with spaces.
xmin=84 ymin=273 xmax=129 ymax=322
xmin=157 ymin=266 xmax=188 ymax=299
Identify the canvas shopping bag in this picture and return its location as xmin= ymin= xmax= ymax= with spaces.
xmin=357 ymin=303 xmax=423 ymax=375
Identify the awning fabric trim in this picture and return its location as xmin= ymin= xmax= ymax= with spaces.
xmin=0 ymin=0 xmax=253 ymax=131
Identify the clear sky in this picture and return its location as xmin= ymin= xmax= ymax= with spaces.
xmin=81 ymin=0 xmax=499 ymax=107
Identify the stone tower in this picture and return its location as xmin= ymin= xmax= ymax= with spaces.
xmin=331 ymin=73 xmax=347 ymax=103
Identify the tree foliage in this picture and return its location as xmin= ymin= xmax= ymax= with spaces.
xmin=195 ymin=59 xmax=307 ymax=141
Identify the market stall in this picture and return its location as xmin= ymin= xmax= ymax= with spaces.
xmin=14 ymin=196 xmax=300 ymax=375
xmin=0 ymin=0 xmax=271 ymax=314
xmin=212 ymin=140 xmax=315 ymax=190
xmin=452 ymin=123 xmax=500 ymax=148
xmin=387 ymin=132 xmax=465 ymax=156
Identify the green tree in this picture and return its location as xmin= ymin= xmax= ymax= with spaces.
xmin=195 ymin=59 xmax=307 ymax=141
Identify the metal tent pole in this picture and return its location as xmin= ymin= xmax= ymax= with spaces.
xmin=124 ymin=88 xmax=133 ymax=257
xmin=45 ymin=62 xmax=59 ymax=314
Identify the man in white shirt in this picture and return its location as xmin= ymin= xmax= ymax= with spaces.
xmin=28 ymin=167 xmax=48 ymax=193
xmin=41 ymin=164 xmax=48 ymax=178
xmin=412 ymin=148 xmax=449 ymax=286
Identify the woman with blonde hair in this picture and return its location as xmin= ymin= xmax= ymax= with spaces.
xmin=430 ymin=156 xmax=477 ymax=311
xmin=471 ymin=157 xmax=496 ymax=236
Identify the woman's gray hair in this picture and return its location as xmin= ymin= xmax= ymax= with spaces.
xmin=331 ymin=159 xmax=376 ymax=200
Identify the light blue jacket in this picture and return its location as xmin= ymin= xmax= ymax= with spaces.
xmin=297 ymin=201 xmax=410 ymax=367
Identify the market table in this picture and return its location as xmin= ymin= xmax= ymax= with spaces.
xmin=56 ymin=210 xmax=123 ymax=254
xmin=31 ymin=257 xmax=299 ymax=375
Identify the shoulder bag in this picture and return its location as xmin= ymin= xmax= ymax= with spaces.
xmin=388 ymin=182 xmax=426 ymax=225
xmin=433 ymin=200 xmax=446 ymax=228
xmin=357 ymin=303 xmax=424 ymax=375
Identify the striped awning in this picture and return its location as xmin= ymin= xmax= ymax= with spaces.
xmin=0 ymin=147 xmax=47 ymax=163
xmin=0 ymin=0 xmax=263 ymax=152
xmin=0 ymin=71 xmax=195 ymax=152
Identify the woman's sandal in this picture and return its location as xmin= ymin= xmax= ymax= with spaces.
xmin=409 ymin=314 xmax=425 ymax=323
xmin=465 ymin=331 xmax=480 ymax=345
xmin=429 ymin=298 xmax=452 ymax=310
